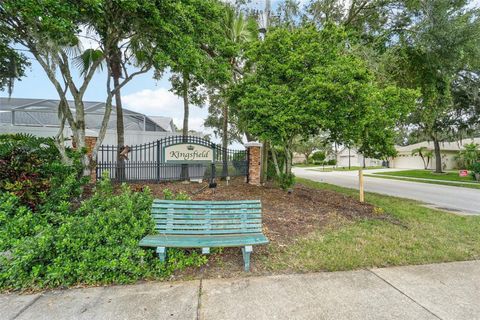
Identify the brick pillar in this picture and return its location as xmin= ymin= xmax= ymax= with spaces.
xmin=72 ymin=136 xmax=98 ymax=183
xmin=85 ymin=136 xmax=97 ymax=183
xmin=245 ymin=142 xmax=262 ymax=186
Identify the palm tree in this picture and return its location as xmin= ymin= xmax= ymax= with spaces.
xmin=220 ymin=8 xmax=256 ymax=176
xmin=411 ymin=147 xmax=434 ymax=170
xmin=456 ymin=143 xmax=480 ymax=169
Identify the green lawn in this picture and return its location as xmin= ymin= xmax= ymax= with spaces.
xmin=373 ymin=169 xmax=476 ymax=182
xmin=259 ymin=178 xmax=480 ymax=272
xmin=366 ymin=173 xmax=480 ymax=190
xmin=293 ymin=163 xmax=326 ymax=167
xmin=310 ymin=166 xmax=383 ymax=172
xmin=334 ymin=166 xmax=383 ymax=171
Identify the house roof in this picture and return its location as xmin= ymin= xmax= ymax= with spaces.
xmin=0 ymin=97 xmax=167 ymax=132
xmin=149 ymin=116 xmax=174 ymax=132
xmin=395 ymin=137 xmax=480 ymax=153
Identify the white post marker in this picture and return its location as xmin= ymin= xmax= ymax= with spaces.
xmin=359 ymin=169 xmax=364 ymax=202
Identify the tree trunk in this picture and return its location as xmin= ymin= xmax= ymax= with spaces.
xmin=271 ymin=146 xmax=281 ymax=177
xmin=348 ymin=147 xmax=351 ymax=170
xmin=113 ymin=74 xmax=126 ymax=181
xmin=72 ymin=99 xmax=89 ymax=177
xmin=181 ymin=73 xmax=189 ymax=180
xmin=182 ymin=74 xmax=189 ymax=137
xmin=261 ymin=140 xmax=269 ymax=183
xmin=109 ymin=46 xmax=126 ymax=182
xmin=420 ymin=155 xmax=427 ymax=170
xmin=303 ymin=153 xmax=310 ymax=164
xmin=334 ymin=142 xmax=338 ymax=168
xmin=114 ymin=75 xmax=124 ymax=150
xmin=433 ymin=138 xmax=442 ymax=173
xmin=54 ymin=101 xmax=72 ymax=165
xmin=221 ymin=102 xmax=228 ymax=178
xmin=285 ymin=146 xmax=292 ymax=175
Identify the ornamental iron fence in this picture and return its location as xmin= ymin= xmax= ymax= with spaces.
xmin=96 ymin=135 xmax=247 ymax=182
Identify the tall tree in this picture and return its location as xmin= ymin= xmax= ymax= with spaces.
xmin=292 ymin=134 xmax=329 ymax=163
xmin=0 ymin=36 xmax=28 ymax=96
xmin=79 ymin=0 xmax=173 ymax=175
xmin=307 ymin=0 xmax=397 ymax=36
xmin=222 ymin=8 xmax=256 ymax=146
xmin=202 ymin=6 xmax=257 ymax=177
xmin=205 ymin=7 xmax=257 ymax=145
xmin=0 ymin=1 xmax=105 ymax=174
xmin=229 ymin=25 xmax=416 ymax=182
xmin=451 ymin=71 xmax=480 ymax=134
xmin=164 ymin=0 xmax=230 ymax=140
xmin=170 ymin=73 xmax=206 ymax=137
xmin=390 ymin=0 xmax=480 ymax=172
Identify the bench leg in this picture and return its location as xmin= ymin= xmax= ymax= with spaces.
xmin=242 ymin=246 xmax=253 ymax=272
xmin=202 ymin=247 xmax=210 ymax=254
xmin=156 ymin=247 xmax=166 ymax=262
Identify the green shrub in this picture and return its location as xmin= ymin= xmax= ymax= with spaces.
xmin=311 ymin=151 xmax=326 ymax=163
xmin=276 ymin=172 xmax=296 ymax=190
xmin=163 ymin=188 xmax=190 ymax=200
xmin=457 ymin=143 xmax=480 ymax=170
xmin=0 ymin=176 xmax=207 ymax=290
xmin=0 ymin=133 xmax=85 ymax=210
xmin=471 ymin=162 xmax=480 ymax=180
xmin=327 ymin=159 xmax=337 ymax=165
xmin=471 ymin=162 xmax=480 ymax=174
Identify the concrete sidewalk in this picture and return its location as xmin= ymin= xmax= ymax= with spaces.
xmin=2 ymin=260 xmax=479 ymax=320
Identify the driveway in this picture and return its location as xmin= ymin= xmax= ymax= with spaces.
xmin=2 ymin=260 xmax=479 ymax=320
xmin=293 ymin=167 xmax=480 ymax=215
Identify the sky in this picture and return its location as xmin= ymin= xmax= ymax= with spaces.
xmin=0 ymin=0 xmax=288 ymax=145
xmin=1 ymin=0 xmax=479 ymax=145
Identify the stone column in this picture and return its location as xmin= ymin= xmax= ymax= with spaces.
xmin=245 ymin=142 xmax=262 ymax=186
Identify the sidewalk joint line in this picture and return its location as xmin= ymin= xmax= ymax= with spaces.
xmin=196 ymin=277 xmax=203 ymax=320
xmin=10 ymin=294 xmax=42 ymax=320
xmin=368 ymin=269 xmax=443 ymax=320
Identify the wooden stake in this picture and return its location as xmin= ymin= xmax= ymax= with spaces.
xmin=359 ymin=169 xmax=364 ymax=202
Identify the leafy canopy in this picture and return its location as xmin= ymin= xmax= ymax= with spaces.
xmin=392 ymin=0 xmax=480 ymax=140
xmin=230 ymin=25 xmax=417 ymax=169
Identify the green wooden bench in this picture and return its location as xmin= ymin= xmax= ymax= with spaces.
xmin=139 ymin=199 xmax=269 ymax=271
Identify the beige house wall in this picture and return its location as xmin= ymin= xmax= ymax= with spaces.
xmin=390 ymin=151 xmax=459 ymax=170
xmin=336 ymin=148 xmax=382 ymax=168
xmin=292 ymin=153 xmax=306 ymax=164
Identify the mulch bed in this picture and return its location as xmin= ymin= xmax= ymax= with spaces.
xmin=130 ymin=178 xmax=385 ymax=278
xmin=135 ymin=178 xmax=379 ymax=243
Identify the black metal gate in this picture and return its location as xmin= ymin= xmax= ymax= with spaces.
xmin=96 ymin=135 xmax=248 ymax=182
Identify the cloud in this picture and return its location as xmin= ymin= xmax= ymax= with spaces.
xmin=123 ymin=88 xmax=183 ymax=116
xmin=172 ymin=116 xmax=207 ymax=133
xmin=123 ymin=87 xmax=212 ymax=135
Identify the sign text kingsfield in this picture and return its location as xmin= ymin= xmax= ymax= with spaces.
xmin=164 ymin=143 xmax=213 ymax=163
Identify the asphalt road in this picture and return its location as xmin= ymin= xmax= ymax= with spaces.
xmin=293 ymin=167 xmax=480 ymax=215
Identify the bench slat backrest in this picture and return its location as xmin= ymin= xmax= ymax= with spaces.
xmin=151 ymin=200 xmax=263 ymax=235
